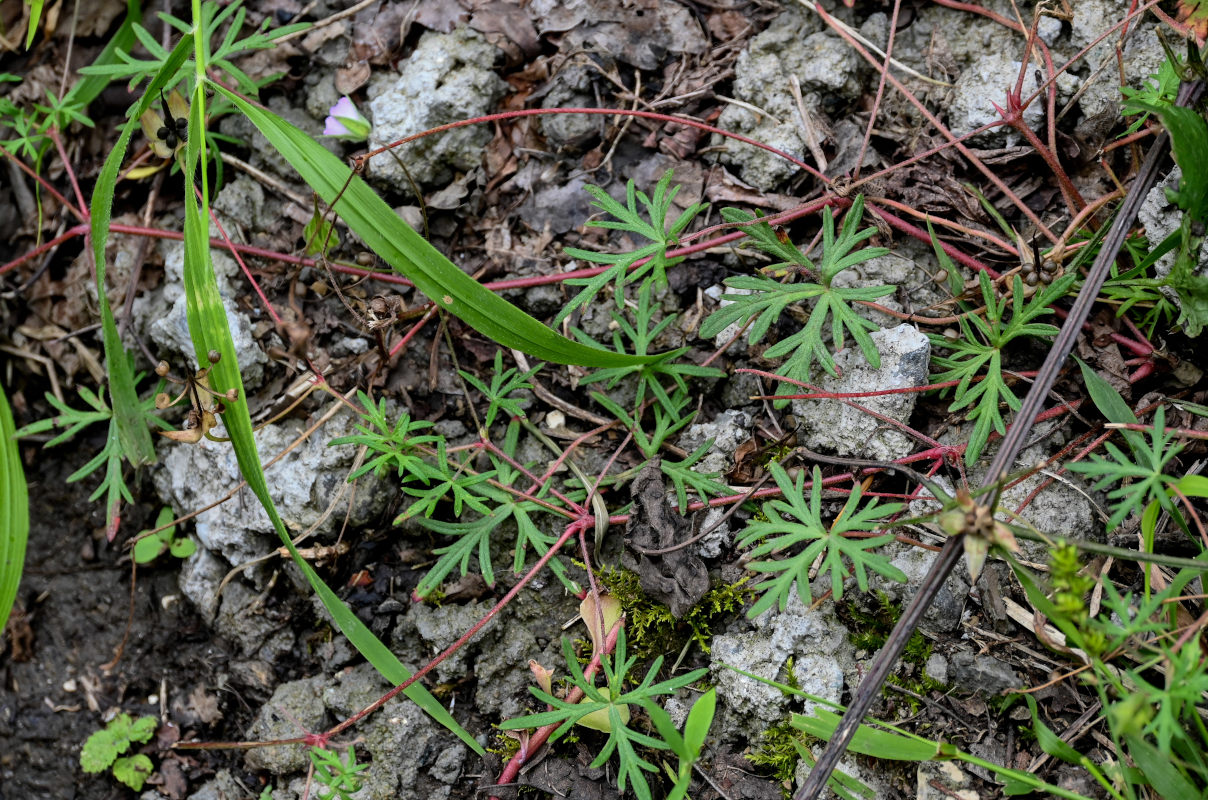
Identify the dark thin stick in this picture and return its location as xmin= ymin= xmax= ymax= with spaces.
xmin=796 ymin=77 xmax=1206 ymax=800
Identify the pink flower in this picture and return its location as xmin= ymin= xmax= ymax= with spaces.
xmin=323 ymin=96 xmax=370 ymax=141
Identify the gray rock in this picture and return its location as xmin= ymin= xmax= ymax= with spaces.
xmin=256 ymin=664 xmax=463 ymax=800
xmin=831 ymin=245 xmax=949 ymax=324
xmin=539 ymin=64 xmax=599 ymax=148
xmin=792 ymin=323 xmax=931 ymax=462
xmin=872 ymin=541 xmax=970 ymax=634
xmin=158 ymin=407 xmax=390 ymax=613
xmin=917 ymin=761 xmax=979 ymax=800
xmin=950 ymin=652 xmax=1021 ymax=696
xmin=1077 ymin=24 xmax=1165 ymax=122
xmin=186 ymin=770 xmax=243 ymax=800
xmin=994 ymin=457 xmax=1099 ymax=560
xmin=925 ymin=652 xmax=949 ymax=685
xmin=946 ymin=52 xmax=1042 ymax=144
xmin=245 ymin=676 xmax=327 ymax=774
xmin=710 ymin=593 xmax=853 ymax=742
xmin=137 ymin=233 xmax=269 ymax=388
xmin=366 ymin=28 xmax=506 ymax=190
xmin=679 ymin=409 xmax=753 ymax=477
xmin=716 ymin=9 xmax=863 ymax=188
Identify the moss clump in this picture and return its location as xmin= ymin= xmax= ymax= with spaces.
xmin=597 ymin=567 xmax=755 ymax=660
xmin=747 ymin=719 xmax=812 ymax=797
xmin=839 ymin=591 xmax=947 ymax=710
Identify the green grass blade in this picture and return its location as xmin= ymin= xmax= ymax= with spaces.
xmin=89 ymin=36 xmax=197 ymax=479
xmin=179 ymin=87 xmax=482 ymax=756
xmin=63 ymin=0 xmax=142 ymax=110
xmin=24 ymin=0 xmax=45 ymax=49
xmin=0 ymin=380 xmax=29 ymax=635
xmin=211 ymin=84 xmax=657 ymax=368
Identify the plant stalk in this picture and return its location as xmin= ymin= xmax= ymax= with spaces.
xmin=796 ymin=77 xmax=1206 ymax=800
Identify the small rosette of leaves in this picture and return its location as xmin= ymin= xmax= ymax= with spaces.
xmin=929 ymin=271 xmax=1076 ymax=465
xmin=738 ymin=464 xmax=904 ymax=616
xmin=556 ymin=169 xmax=707 ymax=324
xmin=499 ymin=628 xmax=708 ymax=800
xmin=80 ymin=713 xmax=157 ymax=791
xmin=699 ymin=197 xmax=893 ymax=402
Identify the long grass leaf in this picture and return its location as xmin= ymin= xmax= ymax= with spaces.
xmin=63 ymin=0 xmax=142 ymax=110
xmin=0 ymin=381 xmax=29 ymax=634
xmin=179 ymin=85 xmax=482 ymax=755
xmin=211 ymin=84 xmax=657 ymax=368
xmin=89 ymin=36 xmax=196 ymax=481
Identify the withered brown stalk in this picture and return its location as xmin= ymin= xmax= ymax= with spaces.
xmin=796 ymin=77 xmax=1207 ymax=800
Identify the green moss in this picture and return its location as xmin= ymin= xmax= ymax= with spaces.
xmin=598 ymin=567 xmax=755 ymax=660
xmin=747 ymin=720 xmax=812 ymax=798
xmin=838 ymin=591 xmax=947 ymax=712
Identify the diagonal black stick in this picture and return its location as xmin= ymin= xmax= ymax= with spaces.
xmin=796 ymin=78 xmax=1206 ymax=800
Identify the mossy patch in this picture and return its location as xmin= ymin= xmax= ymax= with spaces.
xmin=597 ymin=566 xmax=755 ymax=660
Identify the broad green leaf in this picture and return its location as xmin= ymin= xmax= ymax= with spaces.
xmin=24 ymin=0 xmax=45 ymax=49
xmin=1023 ymin=695 xmax=1083 ymax=766
xmin=211 ymin=84 xmax=659 ymax=369
xmin=792 ymin=709 xmax=941 ymax=761
xmin=1074 ymin=357 xmax=1142 ymax=452
xmin=0 ymin=381 xmax=28 ymax=636
xmin=1123 ymin=100 xmax=1208 ymax=222
xmin=112 ymin=754 xmax=153 ymax=791
xmin=179 ymin=82 xmax=482 ymax=756
xmin=1125 ymin=734 xmax=1200 ymax=800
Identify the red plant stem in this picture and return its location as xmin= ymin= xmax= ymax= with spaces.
xmin=866 ymin=196 xmax=1018 ymax=256
xmin=852 ymin=0 xmax=902 ymax=182
xmin=474 ymin=439 xmax=589 ymax=516
xmin=199 ymin=185 xmax=285 ymax=325
xmin=532 ymin=420 xmax=617 ymax=489
xmin=862 ymin=201 xmax=1000 ymax=276
xmin=324 ymin=517 xmax=593 ymax=740
xmin=813 ymin=1 xmax=1055 ymax=242
xmin=360 ymin=108 xmax=822 ymax=183
xmin=388 ymin=305 xmax=437 ymax=359
xmin=2 ymin=145 xmax=85 ymax=222
xmin=47 ymin=128 xmax=88 ymax=216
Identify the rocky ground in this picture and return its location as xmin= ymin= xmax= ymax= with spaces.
xmin=0 ymin=1 xmax=1199 ymax=799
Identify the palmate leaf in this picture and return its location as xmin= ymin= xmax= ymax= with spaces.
xmin=929 ymin=272 xmax=1075 ymax=464
xmin=213 ymin=84 xmax=658 ymax=370
xmin=499 ymin=629 xmax=708 ymax=800
xmin=700 ymin=197 xmax=893 ymax=398
xmin=556 ymin=169 xmax=708 ymax=324
xmin=1068 ymin=405 xmax=1183 ymax=529
xmin=737 ymin=465 xmax=904 ymax=616
xmin=413 ymin=422 xmax=575 ymax=598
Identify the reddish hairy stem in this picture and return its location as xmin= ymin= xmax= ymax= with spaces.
xmin=1 ymin=144 xmax=85 ymax=222
xmin=491 ymin=620 xmax=623 ymax=796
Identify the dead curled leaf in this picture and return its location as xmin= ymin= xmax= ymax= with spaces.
xmin=622 ymin=460 xmax=710 ymax=618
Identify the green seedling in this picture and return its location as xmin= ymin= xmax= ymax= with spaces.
xmin=643 ymin=688 xmax=717 ymax=800
xmin=500 ymin=627 xmax=708 ymax=800
xmin=132 ymin=506 xmax=195 ymax=564
xmin=308 ymin=745 xmax=368 ymax=800
xmin=699 ymin=197 xmax=894 ymax=408
xmin=80 ymin=713 xmax=157 ymax=791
